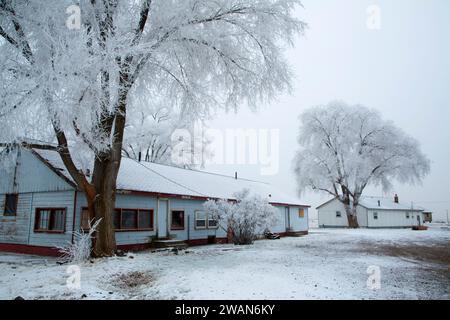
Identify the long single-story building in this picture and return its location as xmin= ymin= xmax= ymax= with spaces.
xmin=0 ymin=147 xmax=309 ymax=256
xmin=317 ymin=195 xmax=425 ymax=228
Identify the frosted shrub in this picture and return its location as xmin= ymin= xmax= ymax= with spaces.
xmin=204 ymin=189 xmax=278 ymax=245
xmin=58 ymin=219 xmax=102 ymax=264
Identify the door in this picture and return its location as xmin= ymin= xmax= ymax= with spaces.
xmin=157 ymin=199 xmax=169 ymax=238
xmin=285 ymin=207 xmax=291 ymax=231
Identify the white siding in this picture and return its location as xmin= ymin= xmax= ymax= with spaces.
xmin=318 ymin=198 xmax=424 ymax=228
xmin=0 ymin=149 xmax=74 ymax=194
xmin=0 ymin=193 xmax=32 ymax=244
xmin=288 ymin=206 xmax=309 ymax=232
xmin=74 ymin=194 xmax=228 ymax=245
xmin=271 ymin=206 xmax=288 ymax=233
xmin=318 ymin=199 xmax=368 ymax=228
xmin=1 ymin=191 xmax=76 ymax=246
xmin=28 ymin=191 xmax=75 ymax=247
xmin=367 ymin=209 xmax=423 ymax=228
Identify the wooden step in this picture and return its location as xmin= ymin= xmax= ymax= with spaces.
xmin=286 ymin=231 xmax=308 ymax=237
xmin=151 ymin=239 xmax=188 ymax=249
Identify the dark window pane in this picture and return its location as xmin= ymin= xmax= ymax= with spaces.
xmin=207 ymin=213 xmax=218 ymax=228
xmin=38 ymin=210 xmax=50 ymax=230
xmin=121 ymin=210 xmax=137 ymax=229
xmin=196 ymin=219 xmax=206 ymax=228
xmin=4 ymin=194 xmax=18 ymax=216
xmin=171 ymin=210 xmax=184 ymax=229
xmin=195 ymin=211 xmax=206 ymax=228
xmin=138 ymin=210 xmax=152 ymax=229
xmin=113 ymin=209 xmax=121 ymax=229
xmin=81 ymin=209 xmax=90 ymax=230
xmin=50 ymin=209 xmax=65 ymax=231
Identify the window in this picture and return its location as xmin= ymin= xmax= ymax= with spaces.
xmin=121 ymin=209 xmax=138 ymax=229
xmin=195 ymin=211 xmax=206 ymax=229
xmin=207 ymin=212 xmax=218 ymax=229
xmin=34 ymin=208 xmax=66 ymax=233
xmin=195 ymin=211 xmax=218 ymax=229
xmin=3 ymin=194 xmax=18 ymax=216
xmin=171 ymin=210 xmax=185 ymax=230
xmin=138 ymin=210 xmax=153 ymax=229
xmin=406 ymin=212 xmax=410 ymax=219
xmin=373 ymin=212 xmax=378 ymax=220
xmin=336 ymin=211 xmax=342 ymax=218
xmin=298 ymin=208 xmax=305 ymax=218
xmin=113 ymin=208 xmax=154 ymax=231
xmin=80 ymin=208 xmax=90 ymax=230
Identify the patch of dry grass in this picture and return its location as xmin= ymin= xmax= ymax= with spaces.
xmin=112 ymin=271 xmax=154 ymax=289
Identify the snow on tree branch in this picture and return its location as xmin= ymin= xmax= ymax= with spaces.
xmin=0 ymin=0 xmax=305 ymax=170
xmin=293 ymin=101 xmax=430 ymax=227
xmin=58 ymin=218 xmax=102 ymax=264
xmin=204 ymin=189 xmax=279 ymax=245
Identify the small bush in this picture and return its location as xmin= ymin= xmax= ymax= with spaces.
xmin=204 ymin=189 xmax=279 ymax=245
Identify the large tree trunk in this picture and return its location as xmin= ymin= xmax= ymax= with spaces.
xmin=342 ymin=190 xmax=360 ymax=228
xmin=90 ymin=155 xmax=120 ymax=257
xmin=346 ymin=213 xmax=359 ymax=228
xmin=89 ymin=86 xmax=128 ymax=257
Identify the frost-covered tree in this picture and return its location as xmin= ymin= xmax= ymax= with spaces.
xmin=0 ymin=0 xmax=305 ymax=256
xmin=204 ymin=189 xmax=278 ymax=245
xmin=123 ymin=105 xmax=212 ymax=168
xmin=293 ymin=101 xmax=430 ymax=228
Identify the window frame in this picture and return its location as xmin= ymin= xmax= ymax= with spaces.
xmin=373 ymin=212 xmax=378 ymax=220
xmin=194 ymin=210 xmax=207 ymax=230
xmin=170 ymin=209 xmax=185 ymax=230
xmin=298 ymin=208 xmax=305 ymax=218
xmin=3 ymin=194 xmax=18 ymax=217
xmin=112 ymin=208 xmax=154 ymax=232
xmin=80 ymin=207 xmax=91 ymax=231
xmin=406 ymin=212 xmax=410 ymax=219
xmin=336 ymin=211 xmax=342 ymax=218
xmin=206 ymin=212 xmax=219 ymax=229
xmin=34 ymin=208 xmax=67 ymax=234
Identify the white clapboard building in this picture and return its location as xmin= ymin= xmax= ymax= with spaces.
xmin=317 ymin=195 xmax=424 ymax=228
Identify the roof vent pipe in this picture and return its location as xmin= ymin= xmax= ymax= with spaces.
xmin=394 ymin=194 xmax=399 ymax=204
xmin=235 ymin=172 xmax=238 ymax=180
xmin=377 ymin=200 xmax=381 ymax=207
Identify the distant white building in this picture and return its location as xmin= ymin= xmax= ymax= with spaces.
xmin=317 ymin=195 xmax=424 ymax=228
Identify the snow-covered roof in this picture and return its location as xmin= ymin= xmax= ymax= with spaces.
xmin=359 ymin=196 xmax=424 ymax=211
xmin=33 ymin=149 xmax=308 ymax=207
xmin=317 ymin=196 xmax=424 ymax=212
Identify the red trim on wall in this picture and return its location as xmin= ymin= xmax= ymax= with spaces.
xmin=1 ymin=233 xmax=307 ymax=257
xmin=117 ymin=243 xmax=152 ymax=252
xmin=0 ymin=243 xmax=61 ymax=257
xmin=187 ymin=237 xmax=228 ymax=246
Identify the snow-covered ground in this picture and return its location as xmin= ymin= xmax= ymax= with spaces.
xmin=0 ymin=224 xmax=449 ymax=300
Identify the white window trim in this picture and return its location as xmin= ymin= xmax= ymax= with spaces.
xmin=207 ymin=212 xmax=219 ymax=229
xmin=194 ymin=210 xmax=207 ymax=230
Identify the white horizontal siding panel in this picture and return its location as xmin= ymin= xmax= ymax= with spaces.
xmin=28 ymin=191 xmax=75 ymax=247
xmin=0 ymin=193 xmax=32 ymax=244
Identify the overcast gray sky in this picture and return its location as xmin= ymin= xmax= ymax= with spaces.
xmin=204 ymin=0 xmax=450 ymax=222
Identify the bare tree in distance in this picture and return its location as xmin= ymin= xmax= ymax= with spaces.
xmin=294 ymin=101 xmax=430 ymax=228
